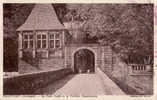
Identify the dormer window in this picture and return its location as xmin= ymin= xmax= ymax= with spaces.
xmin=23 ymin=33 xmax=33 ymax=49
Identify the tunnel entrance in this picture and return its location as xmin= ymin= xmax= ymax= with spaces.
xmin=74 ymin=49 xmax=95 ymax=74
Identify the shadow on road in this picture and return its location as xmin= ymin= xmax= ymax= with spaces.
xmin=33 ymin=74 xmax=76 ymax=95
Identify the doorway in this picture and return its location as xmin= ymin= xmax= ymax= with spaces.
xmin=74 ymin=49 xmax=95 ymax=73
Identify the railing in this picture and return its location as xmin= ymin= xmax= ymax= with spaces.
xmin=128 ymin=64 xmax=153 ymax=75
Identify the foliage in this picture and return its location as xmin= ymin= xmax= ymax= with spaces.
xmin=64 ymin=4 xmax=153 ymax=64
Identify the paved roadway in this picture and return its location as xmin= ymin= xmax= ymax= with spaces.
xmin=53 ymin=74 xmax=106 ymax=96
xmin=35 ymin=72 xmax=125 ymax=96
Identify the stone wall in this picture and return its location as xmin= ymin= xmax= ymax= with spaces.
xmin=3 ymin=68 xmax=73 ymax=95
xmin=96 ymin=67 xmax=125 ymax=95
xmin=37 ymin=58 xmax=64 ymax=69
xmin=101 ymin=46 xmax=113 ymax=73
xmin=19 ymin=58 xmax=65 ymax=74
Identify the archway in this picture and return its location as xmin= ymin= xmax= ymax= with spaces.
xmin=74 ymin=49 xmax=95 ymax=73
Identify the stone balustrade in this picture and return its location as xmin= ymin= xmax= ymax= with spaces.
xmin=128 ymin=64 xmax=153 ymax=75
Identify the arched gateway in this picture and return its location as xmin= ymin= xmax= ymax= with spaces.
xmin=74 ymin=49 xmax=95 ymax=73
xmin=65 ymin=44 xmax=113 ymax=73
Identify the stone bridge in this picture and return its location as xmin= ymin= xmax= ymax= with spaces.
xmin=4 ymin=67 xmax=125 ymax=96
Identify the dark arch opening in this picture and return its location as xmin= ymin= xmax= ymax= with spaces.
xmin=74 ymin=49 xmax=95 ymax=74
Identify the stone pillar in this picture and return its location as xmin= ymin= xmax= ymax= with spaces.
xmin=101 ymin=46 xmax=105 ymax=68
xmin=32 ymin=31 xmax=36 ymax=58
xmin=64 ymin=47 xmax=72 ymax=69
xmin=18 ymin=32 xmax=23 ymax=58
xmin=103 ymin=46 xmax=113 ymax=72
xmin=128 ymin=65 xmax=132 ymax=75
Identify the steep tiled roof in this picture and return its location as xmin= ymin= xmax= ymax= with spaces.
xmin=17 ymin=4 xmax=65 ymax=31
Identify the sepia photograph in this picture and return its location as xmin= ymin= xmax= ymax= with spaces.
xmin=3 ymin=3 xmax=153 ymax=96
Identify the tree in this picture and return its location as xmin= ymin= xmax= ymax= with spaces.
xmin=64 ymin=4 xmax=153 ymax=64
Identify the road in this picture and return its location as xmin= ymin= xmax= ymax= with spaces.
xmin=53 ymin=74 xmax=106 ymax=96
xmin=35 ymin=72 xmax=125 ymax=96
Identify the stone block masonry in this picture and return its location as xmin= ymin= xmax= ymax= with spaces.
xmin=65 ymin=44 xmax=114 ymax=73
xmin=18 ymin=58 xmax=64 ymax=74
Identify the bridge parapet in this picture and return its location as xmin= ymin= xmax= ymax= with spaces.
xmin=3 ymin=68 xmax=73 ymax=95
xmin=96 ymin=67 xmax=126 ymax=95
